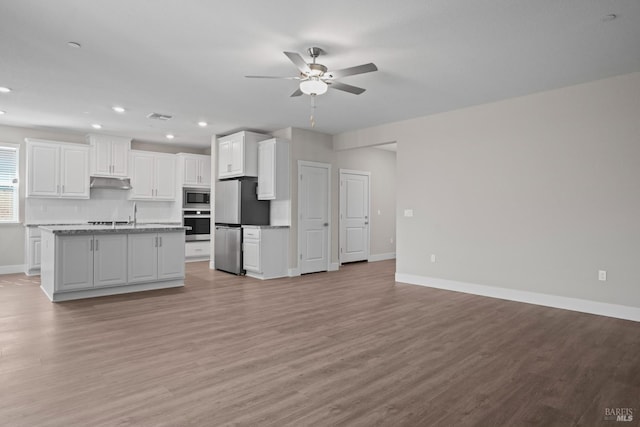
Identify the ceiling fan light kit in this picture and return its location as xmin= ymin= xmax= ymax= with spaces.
xmin=300 ymin=77 xmax=328 ymax=95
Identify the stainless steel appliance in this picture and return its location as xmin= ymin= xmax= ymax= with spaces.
xmin=183 ymin=210 xmax=211 ymax=241
xmin=214 ymin=225 xmax=242 ymax=274
xmin=214 ymin=179 xmax=269 ymax=225
xmin=183 ymin=187 xmax=211 ymax=210
xmin=214 ymin=178 xmax=270 ymax=275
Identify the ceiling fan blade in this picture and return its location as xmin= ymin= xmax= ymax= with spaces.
xmin=290 ymin=88 xmax=303 ymax=97
xmin=245 ymin=75 xmax=299 ymax=79
xmin=325 ymin=63 xmax=378 ymax=79
xmin=284 ymin=51 xmax=311 ymax=74
xmin=328 ymin=81 xmax=366 ymax=95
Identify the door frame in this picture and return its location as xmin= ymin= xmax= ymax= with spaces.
xmin=297 ymin=160 xmax=332 ymax=274
xmin=339 ymin=169 xmax=371 ymax=264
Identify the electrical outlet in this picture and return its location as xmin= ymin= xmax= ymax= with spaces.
xmin=431 ymin=254 xmax=436 ymax=263
xmin=404 ymin=209 xmax=414 ymax=217
xmin=598 ymin=270 xmax=607 ymax=281
xmin=378 ymin=209 xmax=381 ymax=215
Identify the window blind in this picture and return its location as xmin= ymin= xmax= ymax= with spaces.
xmin=0 ymin=145 xmax=18 ymax=222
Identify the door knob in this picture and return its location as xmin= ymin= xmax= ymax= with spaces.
xmin=323 ymin=223 xmax=329 ymax=227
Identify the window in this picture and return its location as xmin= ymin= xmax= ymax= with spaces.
xmin=0 ymin=144 xmax=19 ymax=223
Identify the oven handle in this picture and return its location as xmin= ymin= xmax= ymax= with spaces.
xmin=183 ymin=215 xmax=211 ymax=219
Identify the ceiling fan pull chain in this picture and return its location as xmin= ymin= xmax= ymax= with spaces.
xmin=310 ymin=95 xmax=316 ymax=127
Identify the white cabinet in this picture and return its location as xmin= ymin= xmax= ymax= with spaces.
xmin=217 ymin=131 xmax=270 ymax=179
xmin=242 ymin=227 xmax=289 ymax=279
xmin=185 ymin=241 xmax=211 ymax=262
xmin=87 ymin=134 xmax=131 ymax=177
xmin=93 ymin=234 xmax=128 ymax=287
xmin=57 ymin=234 xmax=127 ymax=292
xmin=178 ymin=153 xmax=211 ymax=187
xmin=24 ymin=226 xmax=42 ymax=275
xmin=128 ymin=232 xmax=185 ymax=283
xmin=258 ymin=138 xmax=289 ymax=200
xmin=26 ymin=139 xmax=90 ymax=199
xmin=129 ymin=151 xmax=176 ymax=201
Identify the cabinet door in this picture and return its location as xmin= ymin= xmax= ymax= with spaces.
xmin=130 ymin=152 xmax=155 ymax=199
xmin=60 ymin=146 xmax=90 ymax=198
xmin=257 ymin=140 xmax=275 ymax=199
xmin=128 ymin=233 xmax=158 ymax=283
xmin=198 ymin=157 xmax=211 ymax=186
xmin=110 ymin=139 xmax=130 ymax=177
xmin=218 ymin=140 xmax=231 ymax=178
xmin=92 ymin=139 xmax=112 ymax=176
xmin=229 ymin=138 xmax=244 ymax=176
xmin=93 ymin=234 xmax=128 ymax=287
xmin=157 ymin=232 xmax=185 ymax=280
xmin=29 ymin=237 xmax=42 ymax=270
xmin=27 ymin=143 xmax=59 ymax=197
xmin=182 ymin=156 xmax=200 ymax=186
xmin=243 ymin=239 xmax=261 ymax=273
xmin=58 ymin=235 xmax=94 ymax=291
xmin=154 ymin=155 xmax=176 ymax=200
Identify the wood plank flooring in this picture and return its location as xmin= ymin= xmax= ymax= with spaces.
xmin=0 ymin=260 xmax=639 ymax=426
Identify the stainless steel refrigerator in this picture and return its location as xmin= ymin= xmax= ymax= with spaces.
xmin=214 ymin=179 xmax=269 ymax=274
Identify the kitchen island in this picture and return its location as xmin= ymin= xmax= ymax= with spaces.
xmin=39 ymin=224 xmax=188 ymax=302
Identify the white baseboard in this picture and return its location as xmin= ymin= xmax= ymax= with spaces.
xmin=0 ymin=264 xmax=26 ymax=275
xmin=368 ymin=252 xmax=396 ymax=262
xmin=395 ymin=273 xmax=640 ymax=323
xmin=209 ymin=261 xmax=215 ymax=270
xmin=288 ymin=268 xmax=300 ymax=277
xmin=329 ymin=262 xmax=340 ymax=272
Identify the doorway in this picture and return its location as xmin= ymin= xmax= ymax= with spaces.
xmin=339 ymin=169 xmax=371 ymax=264
xmin=297 ymin=161 xmax=331 ymax=274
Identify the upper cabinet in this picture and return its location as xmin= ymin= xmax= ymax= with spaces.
xmin=129 ymin=150 xmax=176 ymax=201
xmin=177 ymin=153 xmax=211 ymax=188
xmin=26 ymin=139 xmax=90 ymax=199
xmin=257 ymin=138 xmax=289 ymax=200
xmin=217 ymin=131 xmax=270 ymax=179
xmin=87 ymin=134 xmax=131 ymax=178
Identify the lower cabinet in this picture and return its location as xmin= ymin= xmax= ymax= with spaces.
xmin=185 ymin=241 xmax=211 ymax=262
xmin=58 ymin=234 xmax=127 ymax=291
xmin=25 ymin=226 xmax=42 ymax=275
xmin=128 ymin=232 xmax=185 ymax=284
xmin=242 ymin=226 xmax=288 ymax=280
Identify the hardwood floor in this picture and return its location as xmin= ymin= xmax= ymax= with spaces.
xmin=1 ymin=260 xmax=639 ymax=426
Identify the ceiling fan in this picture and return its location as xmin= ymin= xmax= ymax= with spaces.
xmin=246 ymin=47 xmax=378 ymax=97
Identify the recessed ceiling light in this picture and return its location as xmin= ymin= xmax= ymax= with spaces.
xmin=68 ymin=42 xmax=82 ymax=48
xmin=197 ymin=121 xmax=208 ymax=127
xmin=91 ymin=124 xmax=102 ymax=129
xmin=0 ymin=111 xmax=5 ymax=115
xmin=166 ymin=134 xmax=175 ymax=139
xmin=112 ymin=106 xmax=126 ymax=113
xmin=0 ymin=87 xmax=11 ymax=93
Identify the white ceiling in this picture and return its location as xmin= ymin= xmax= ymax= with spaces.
xmin=0 ymin=1 xmax=638 ymax=148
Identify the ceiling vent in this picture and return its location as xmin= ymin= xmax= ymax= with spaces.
xmin=147 ymin=112 xmax=172 ymax=121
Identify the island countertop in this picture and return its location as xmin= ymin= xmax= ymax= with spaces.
xmin=39 ymin=224 xmax=190 ymax=235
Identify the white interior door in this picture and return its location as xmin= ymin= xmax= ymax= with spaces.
xmin=298 ymin=161 xmax=330 ymax=274
xmin=340 ymin=170 xmax=370 ymax=263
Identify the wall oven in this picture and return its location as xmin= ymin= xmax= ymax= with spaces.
xmin=183 ymin=187 xmax=211 ymax=210
xmin=183 ymin=210 xmax=211 ymax=241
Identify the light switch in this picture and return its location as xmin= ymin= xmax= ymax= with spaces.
xmin=404 ymin=209 xmax=414 ymax=217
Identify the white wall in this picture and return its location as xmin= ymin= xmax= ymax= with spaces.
xmin=334 ymin=72 xmax=640 ymax=310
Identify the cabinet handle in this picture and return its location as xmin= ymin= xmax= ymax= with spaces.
xmin=90 ymin=240 xmax=93 ymax=251
xmin=159 ymin=236 xmax=163 ymax=247
xmin=95 ymin=240 xmax=99 ymax=251
xmin=62 ymin=184 xmax=65 ymax=193
xmin=154 ymin=237 xmax=158 ymax=247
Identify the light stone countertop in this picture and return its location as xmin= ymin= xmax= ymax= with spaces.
xmin=241 ymin=225 xmax=290 ymax=229
xmin=39 ymin=224 xmax=190 ymax=234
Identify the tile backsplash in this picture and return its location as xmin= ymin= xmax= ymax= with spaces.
xmin=24 ymin=189 xmax=181 ymax=224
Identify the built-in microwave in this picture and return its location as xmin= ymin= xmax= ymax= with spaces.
xmin=183 ymin=187 xmax=211 ymax=209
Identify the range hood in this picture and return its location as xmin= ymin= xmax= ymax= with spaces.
xmin=90 ymin=176 xmax=132 ymax=190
